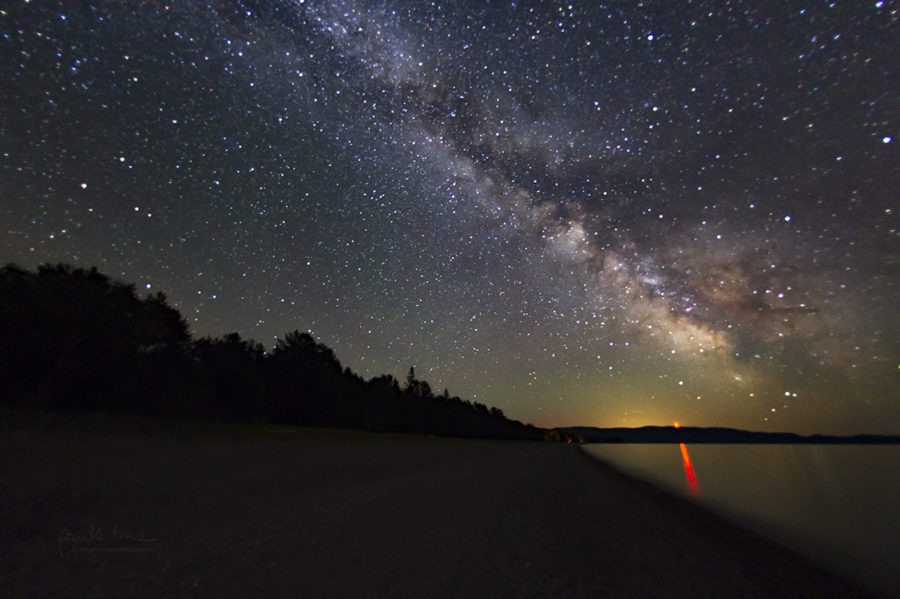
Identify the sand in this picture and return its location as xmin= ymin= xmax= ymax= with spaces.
xmin=0 ymin=411 xmax=876 ymax=598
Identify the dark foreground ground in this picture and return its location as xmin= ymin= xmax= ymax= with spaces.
xmin=0 ymin=410 xmax=876 ymax=598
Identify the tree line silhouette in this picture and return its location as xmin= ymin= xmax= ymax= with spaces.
xmin=0 ymin=263 xmax=575 ymax=441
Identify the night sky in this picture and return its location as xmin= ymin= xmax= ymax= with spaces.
xmin=2 ymin=1 xmax=898 ymax=435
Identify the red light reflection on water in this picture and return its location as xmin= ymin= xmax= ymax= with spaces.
xmin=679 ymin=443 xmax=701 ymax=497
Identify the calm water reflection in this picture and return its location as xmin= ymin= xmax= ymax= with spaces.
xmin=584 ymin=444 xmax=900 ymax=597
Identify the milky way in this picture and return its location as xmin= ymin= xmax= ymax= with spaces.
xmin=2 ymin=1 xmax=898 ymax=433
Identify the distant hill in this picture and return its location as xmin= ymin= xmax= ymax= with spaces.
xmin=562 ymin=425 xmax=900 ymax=444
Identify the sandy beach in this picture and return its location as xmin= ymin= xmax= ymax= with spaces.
xmin=1 ymin=412 xmax=875 ymax=598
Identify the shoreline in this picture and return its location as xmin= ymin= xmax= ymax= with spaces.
xmin=579 ymin=442 xmax=898 ymax=598
xmin=1 ymin=412 xmax=877 ymax=597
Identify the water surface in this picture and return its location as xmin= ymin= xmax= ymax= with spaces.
xmin=583 ymin=444 xmax=900 ymax=597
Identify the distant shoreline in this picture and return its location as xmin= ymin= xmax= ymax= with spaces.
xmin=564 ymin=425 xmax=900 ymax=444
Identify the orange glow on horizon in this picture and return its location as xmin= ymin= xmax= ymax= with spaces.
xmin=673 ymin=421 xmax=681 ymax=428
xmin=679 ymin=442 xmax=701 ymax=497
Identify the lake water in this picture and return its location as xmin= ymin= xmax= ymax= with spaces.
xmin=583 ymin=444 xmax=900 ymax=598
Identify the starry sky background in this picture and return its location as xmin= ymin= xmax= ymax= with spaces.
xmin=2 ymin=1 xmax=898 ymax=434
